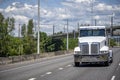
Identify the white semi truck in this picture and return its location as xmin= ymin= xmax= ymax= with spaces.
xmin=74 ymin=26 xmax=113 ymax=66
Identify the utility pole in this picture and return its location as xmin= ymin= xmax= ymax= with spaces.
xmin=111 ymin=13 xmax=114 ymax=36
xmin=77 ymin=22 xmax=80 ymax=37
xmin=37 ymin=0 xmax=40 ymax=54
xmin=67 ymin=19 xmax=69 ymax=51
xmin=18 ymin=24 xmax=20 ymax=55
xmin=34 ymin=20 xmax=37 ymax=35
xmin=73 ymin=30 xmax=76 ymax=39
xmin=64 ymin=25 xmax=65 ymax=33
xmin=18 ymin=24 xmax=21 ymax=38
xmin=91 ymin=0 xmax=94 ymax=26
xmin=95 ymin=19 xmax=97 ymax=26
xmin=25 ymin=23 xmax=27 ymax=37
xmin=77 ymin=22 xmax=79 ymax=32
xmin=53 ymin=24 xmax=55 ymax=35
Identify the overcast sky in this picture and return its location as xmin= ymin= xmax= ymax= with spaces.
xmin=0 ymin=0 xmax=120 ymax=36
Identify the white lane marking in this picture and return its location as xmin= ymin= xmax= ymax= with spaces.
xmin=59 ymin=68 xmax=63 ymax=70
xmin=46 ymin=72 xmax=52 ymax=75
xmin=111 ymin=76 xmax=115 ymax=80
xmin=28 ymin=78 xmax=36 ymax=80
xmin=41 ymin=75 xmax=45 ymax=77
xmin=119 ymin=63 xmax=120 ymax=66
xmin=66 ymin=64 xmax=72 ymax=67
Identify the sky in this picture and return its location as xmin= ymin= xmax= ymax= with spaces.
xmin=0 ymin=0 xmax=120 ymax=36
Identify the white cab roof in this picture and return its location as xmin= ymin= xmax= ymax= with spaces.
xmin=80 ymin=26 xmax=106 ymax=29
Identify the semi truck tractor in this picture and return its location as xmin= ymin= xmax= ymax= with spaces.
xmin=74 ymin=26 xmax=113 ymax=66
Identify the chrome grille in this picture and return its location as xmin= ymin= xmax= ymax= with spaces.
xmin=91 ymin=43 xmax=99 ymax=55
xmin=80 ymin=43 xmax=89 ymax=55
xmin=80 ymin=42 xmax=99 ymax=55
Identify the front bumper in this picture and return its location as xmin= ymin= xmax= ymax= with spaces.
xmin=74 ymin=53 xmax=109 ymax=63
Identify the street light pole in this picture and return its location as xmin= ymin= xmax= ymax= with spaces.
xmin=53 ymin=24 xmax=55 ymax=35
xmin=95 ymin=19 xmax=97 ymax=26
xmin=67 ymin=19 xmax=69 ymax=51
xmin=91 ymin=0 xmax=94 ymax=26
xmin=111 ymin=13 xmax=114 ymax=36
xmin=37 ymin=0 xmax=40 ymax=54
xmin=18 ymin=24 xmax=21 ymax=55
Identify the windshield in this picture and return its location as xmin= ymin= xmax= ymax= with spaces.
xmin=80 ymin=29 xmax=105 ymax=37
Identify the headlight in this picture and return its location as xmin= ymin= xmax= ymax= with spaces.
xmin=100 ymin=51 xmax=109 ymax=54
xmin=74 ymin=51 xmax=81 ymax=54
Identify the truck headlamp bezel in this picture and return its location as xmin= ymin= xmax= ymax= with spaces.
xmin=100 ymin=51 xmax=109 ymax=54
xmin=74 ymin=51 xmax=81 ymax=54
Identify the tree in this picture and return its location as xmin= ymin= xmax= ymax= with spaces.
xmin=27 ymin=19 xmax=34 ymax=37
xmin=21 ymin=24 xmax=26 ymax=37
xmin=0 ymin=13 xmax=9 ymax=56
xmin=0 ymin=13 xmax=5 ymax=40
xmin=62 ymin=38 xmax=78 ymax=50
xmin=0 ymin=13 xmax=4 ymax=24
xmin=7 ymin=37 xmax=22 ymax=56
xmin=0 ymin=13 xmax=16 ymax=56
xmin=44 ymin=37 xmax=64 ymax=52
xmin=40 ymin=32 xmax=48 ymax=52
xmin=6 ymin=17 xmax=15 ymax=35
xmin=110 ymin=39 xmax=116 ymax=47
xmin=22 ymin=19 xmax=36 ymax=55
xmin=1 ymin=12 xmax=78 ymax=56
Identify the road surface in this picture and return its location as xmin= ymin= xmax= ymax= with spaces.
xmin=0 ymin=48 xmax=120 ymax=80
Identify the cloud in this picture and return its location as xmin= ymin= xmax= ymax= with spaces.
xmin=0 ymin=0 xmax=93 ymax=34
xmin=0 ymin=0 xmax=120 ymax=35
xmin=65 ymin=0 xmax=95 ymax=3
xmin=61 ymin=0 xmax=95 ymax=24
xmin=58 ymin=14 xmax=70 ymax=19
xmin=3 ymin=2 xmax=38 ymax=18
xmin=0 ymin=8 xmax=3 ymax=12
xmin=94 ymin=15 xmax=100 ymax=19
xmin=13 ymin=15 xmax=29 ymax=24
xmin=95 ymin=3 xmax=113 ymax=11
xmin=63 ymin=0 xmax=120 ymax=25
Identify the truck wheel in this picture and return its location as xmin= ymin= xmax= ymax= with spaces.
xmin=110 ymin=58 xmax=113 ymax=63
xmin=75 ymin=62 xmax=79 ymax=67
xmin=104 ymin=61 xmax=109 ymax=66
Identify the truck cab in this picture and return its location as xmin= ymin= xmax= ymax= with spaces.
xmin=74 ymin=26 xmax=113 ymax=66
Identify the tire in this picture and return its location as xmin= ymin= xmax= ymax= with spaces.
xmin=104 ymin=61 xmax=110 ymax=66
xmin=75 ymin=62 xmax=79 ymax=67
xmin=110 ymin=58 xmax=113 ymax=63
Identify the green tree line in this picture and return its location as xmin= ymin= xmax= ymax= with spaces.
xmin=0 ymin=13 xmax=78 ymax=57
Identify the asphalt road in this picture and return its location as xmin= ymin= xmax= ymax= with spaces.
xmin=0 ymin=48 xmax=120 ymax=80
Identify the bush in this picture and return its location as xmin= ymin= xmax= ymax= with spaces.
xmin=62 ymin=38 xmax=78 ymax=50
xmin=110 ymin=39 xmax=117 ymax=47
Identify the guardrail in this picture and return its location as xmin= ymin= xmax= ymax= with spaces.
xmin=0 ymin=50 xmax=73 ymax=65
